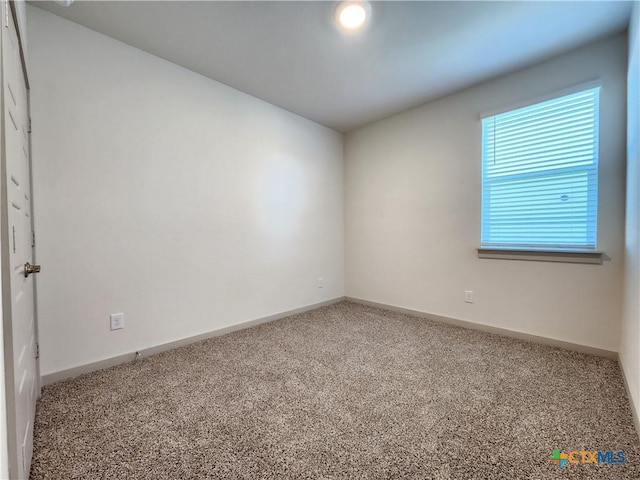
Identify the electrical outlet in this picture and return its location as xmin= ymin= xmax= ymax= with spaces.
xmin=464 ymin=290 xmax=474 ymax=303
xmin=318 ymin=277 xmax=324 ymax=288
xmin=110 ymin=313 xmax=124 ymax=330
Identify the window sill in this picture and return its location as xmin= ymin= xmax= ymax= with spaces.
xmin=477 ymin=248 xmax=603 ymax=265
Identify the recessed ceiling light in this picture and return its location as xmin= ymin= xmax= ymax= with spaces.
xmin=335 ymin=2 xmax=371 ymax=31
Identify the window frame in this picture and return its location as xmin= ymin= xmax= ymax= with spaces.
xmin=477 ymin=82 xmax=604 ymax=265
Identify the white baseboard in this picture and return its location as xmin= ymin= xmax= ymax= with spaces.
xmin=619 ymin=353 xmax=640 ymax=441
xmin=345 ymin=296 xmax=618 ymax=359
xmin=42 ymin=297 xmax=345 ymax=386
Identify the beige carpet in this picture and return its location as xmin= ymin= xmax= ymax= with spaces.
xmin=30 ymin=301 xmax=640 ymax=479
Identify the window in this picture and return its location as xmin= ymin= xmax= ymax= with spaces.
xmin=481 ymin=87 xmax=600 ymax=252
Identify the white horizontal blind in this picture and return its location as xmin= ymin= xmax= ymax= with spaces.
xmin=481 ymin=87 xmax=600 ymax=250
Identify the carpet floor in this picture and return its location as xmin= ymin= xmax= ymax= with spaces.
xmin=30 ymin=301 xmax=640 ymax=479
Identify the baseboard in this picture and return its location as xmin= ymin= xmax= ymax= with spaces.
xmin=345 ymin=296 xmax=618 ymax=360
xmin=42 ymin=296 xmax=345 ymax=386
xmin=42 ymin=295 xmax=619 ymax=385
xmin=619 ymin=353 xmax=640 ymax=441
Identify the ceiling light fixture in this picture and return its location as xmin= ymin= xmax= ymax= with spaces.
xmin=335 ymin=1 xmax=371 ymax=31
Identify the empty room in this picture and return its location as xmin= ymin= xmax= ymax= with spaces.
xmin=1 ymin=0 xmax=639 ymax=478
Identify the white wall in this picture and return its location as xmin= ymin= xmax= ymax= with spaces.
xmin=345 ymin=34 xmax=627 ymax=352
xmin=27 ymin=6 xmax=344 ymax=377
xmin=622 ymin=1 xmax=640 ymax=425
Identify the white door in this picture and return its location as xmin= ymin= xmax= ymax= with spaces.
xmin=1 ymin=1 xmax=40 ymax=478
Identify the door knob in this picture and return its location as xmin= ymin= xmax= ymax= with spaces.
xmin=24 ymin=262 xmax=41 ymax=277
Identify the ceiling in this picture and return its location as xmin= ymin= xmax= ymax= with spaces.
xmin=31 ymin=1 xmax=633 ymax=132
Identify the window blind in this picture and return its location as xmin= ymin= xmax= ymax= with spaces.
xmin=481 ymin=87 xmax=599 ymax=250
